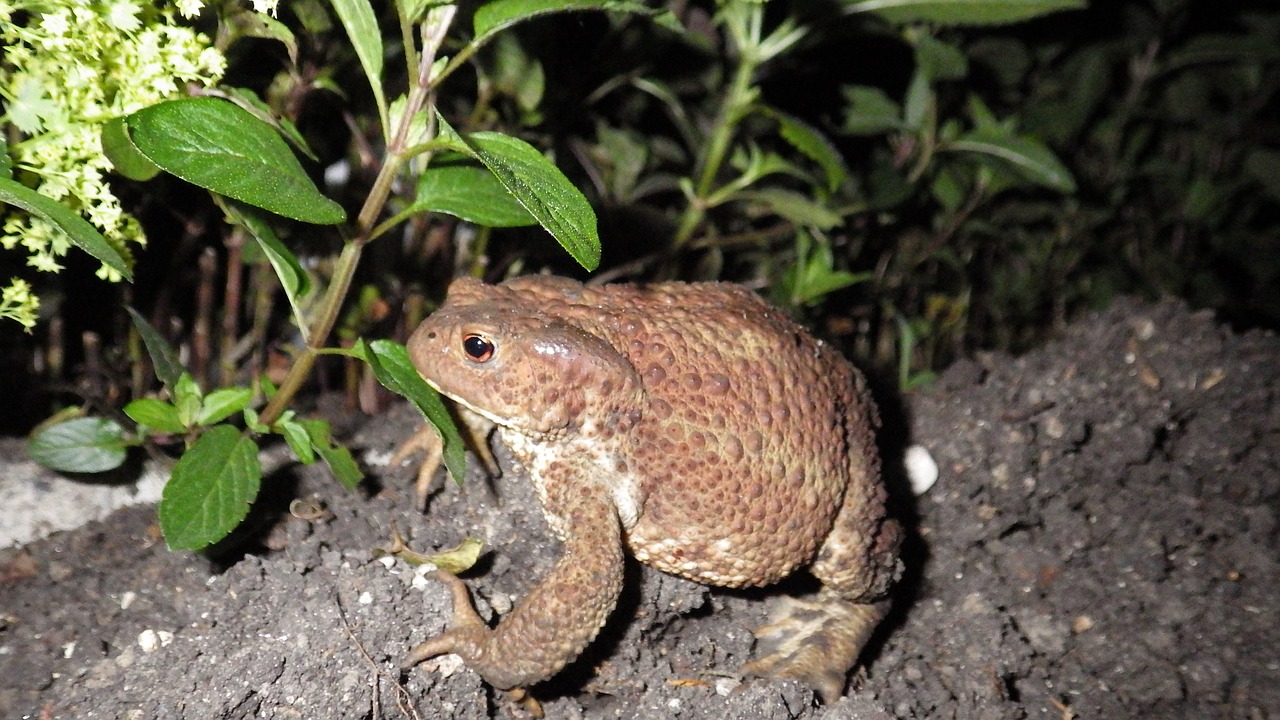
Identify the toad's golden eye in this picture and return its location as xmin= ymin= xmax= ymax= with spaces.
xmin=462 ymin=333 xmax=495 ymax=362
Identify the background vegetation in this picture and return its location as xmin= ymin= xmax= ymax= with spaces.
xmin=1 ymin=0 xmax=1277 ymax=546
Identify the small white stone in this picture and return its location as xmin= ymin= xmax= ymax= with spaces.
xmin=62 ymin=641 xmax=76 ymax=658
xmin=412 ymin=563 xmax=438 ymax=590
xmin=905 ymin=445 xmax=939 ymax=495
xmin=119 ymin=591 xmax=137 ymax=610
xmin=378 ymin=555 xmax=397 ymax=569
xmin=714 ymin=677 xmax=742 ymax=696
xmin=358 ymin=591 xmax=374 ymax=605
xmin=432 ymin=653 xmax=465 ymax=678
xmin=138 ymin=629 xmax=159 ymax=653
xmin=137 ymin=629 xmax=173 ymax=653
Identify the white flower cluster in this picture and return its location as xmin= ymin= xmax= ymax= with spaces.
xmin=0 ymin=1 xmax=270 ymax=329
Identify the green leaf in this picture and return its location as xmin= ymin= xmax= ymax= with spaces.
xmin=388 ymin=536 xmax=484 ymax=572
xmin=0 ymin=177 xmax=132 ymax=280
xmin=930 ymin=164 xmax=967 ymax=211
xmin=914 ymin=34 xmax=968 ymax=82
xmin=125 ymin=306 xmax=184 ymax=389
xmin=218 ymin=200 xmax=311 ymax=329
xmin=174 ymin=374 xmax=203 ymax=429
xmin=299 ymin=419 xmax=363 ymax=490
xmin=472 ymin=0 xmax=682 ymax=48
xmin=278 ymin=417 xmax=316 ymax=464
xmin=125 ymin=398 xmax=187 ymax=434
xmin=26 ymin=417 xmax=129 ymax=474
xmin=1 ymin=135 xmax=11 ymax=178
xmin=466 ymin=131 xmax=601 ymax=270
xmin=159 ymin=425 xmax=262 ymax=550
xmin=782 ymin=232 xmax=871 ymax=306
xmin=840 ymin=85 xmax=906 ymax=136
xmin=948 ymin=131 xmax=1076 ymax=193
xmin=224 ymin=7 xmax=298 ymax=64
xmin=219 ymin=87 xmax=316 ymax=161
xmin=741 ymin=189 xmax=843 ymax=230
xmin=124 ymin=97 xmax=345 ymax=224
xmin=328 ymin=0 xmax=388 ymax=138
xmin=401 ymin=0 xmax=455 ymax=24
xmin=903 ymin=68 xmax=932 ymax=130
xmin=353 ymin=339 xmax=466 ymax=483
xmin=412 ymin=156 xmax=538 ymax=227
xmin=774 ymin=112 xmax=848 ymax=193
xmin=101 ymin=117 xmax=161 ymax=181
xmin=197 ymin=388 xmax=255 ymax=426
xmin=845 ymin=0 xmax=1086 ymax=26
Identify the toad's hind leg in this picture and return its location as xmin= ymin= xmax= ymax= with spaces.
xmin=743 ymin=476 xmax=903 ymax=702
xmin=743 ymin=593 xmax=889 ymax=703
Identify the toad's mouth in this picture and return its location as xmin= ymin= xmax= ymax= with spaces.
xmin=421 ymin=376 xmax=516 ymax=431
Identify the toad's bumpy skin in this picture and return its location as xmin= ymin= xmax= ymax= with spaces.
xmin=404 ymin=275 xmax=902 ymax=701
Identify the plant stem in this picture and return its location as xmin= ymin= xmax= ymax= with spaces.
xmin=672 ymin=11 xmax=761 ymax=248
xmin=258 ymin=6 xmax=457 ymax=428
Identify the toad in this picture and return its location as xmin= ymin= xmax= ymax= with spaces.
xmin=402 ymin=275 xmax=901 ymax=702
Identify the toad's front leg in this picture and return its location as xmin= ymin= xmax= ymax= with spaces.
xmin=403 ymin=480 xmax=625 ymax=690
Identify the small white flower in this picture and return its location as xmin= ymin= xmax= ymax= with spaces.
xmin=107 ymin=1 xmax=142 ymax=32
xmin=38 ymin=9 xmax=69 ymax=37
xmin=175 ymin=0 xmax=204 ymax=18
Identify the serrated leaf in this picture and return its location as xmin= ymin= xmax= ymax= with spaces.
xmin=0 ymin=177 xmax=132 ymax=280
xmin=948 ymin=131 xmax=1076 ymax=192
xmin=412 ymin=156 xmax=537 ymax=227
xmin=473 ymin=0 xmax=682 ymax=48
xmin=126 ymin=306 xmax=184 ymax=389
xmin=846 ymin=0 xmax=1085 ymax=26
xmin=774 ymin=112 xmax=848 ymax=193
xmin=328 ymin=0 xmax=388 ymax=137
xmin=466 ymin=131 xmax=600 ymax=270
xmin=125 ymin=398 xmax=186 ymax=434
xmin=159 ymin=425 xmax=262 ymax=551
xmin=101 ymin=117 xmax=161 ymax=181
xmin=124 ymin=97 xmax=345 ymax=224
xmin=300 ymin=419 xmax=363 ymax=490
xmin=26 ymin=417 xmax=129 ymax=473
xmin=197 ymin=388 xmax=254 ymax=426
xmin=353 ymin=339 xmax=466 ymax=483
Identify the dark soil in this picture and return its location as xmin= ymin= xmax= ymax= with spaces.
xmin=2 ymin=297 xmax=1277 ymax=719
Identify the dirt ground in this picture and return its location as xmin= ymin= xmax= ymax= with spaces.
xmin=2 ymin=297 xmax=1277 ymax=720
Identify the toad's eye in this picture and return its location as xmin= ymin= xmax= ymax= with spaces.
xmin=462 ymin=334 xmax=495 ymax=362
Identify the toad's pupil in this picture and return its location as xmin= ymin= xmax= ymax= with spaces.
xmin=463 ymin=334 xmax=494 ymax=361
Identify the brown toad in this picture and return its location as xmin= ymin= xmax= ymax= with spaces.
xmin=403 ymin=275 xmax=901 ymax=701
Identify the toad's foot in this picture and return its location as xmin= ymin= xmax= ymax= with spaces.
xmin=402 ymin=570 xmax=491 ymax=673
xmin=401 ymin=571 xmax=544 ymax=691
xmin=391 ymin=408 xmax=498 ymax=509
xmin=741 ymin=592 xmax=888 ymax=703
